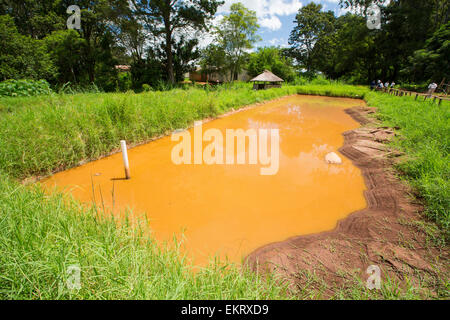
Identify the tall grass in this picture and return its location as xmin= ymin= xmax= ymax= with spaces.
xmin=0 ymin=174 xmax=290 ymax=299
xmin=296 ymin=83 xmax=368 ymax=99
xmin=365 ymin=92 xmax=450 ymax=230
xmin=0 ymin=86 xmax=301 ymax=179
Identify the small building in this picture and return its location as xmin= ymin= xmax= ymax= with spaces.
xmin=250 ymin=70 xmax=284 ymax=90
xmin=189 ymin=68 xmax=251 ymax=83
xmin=115 ymin=65 xmax=131 ymax=72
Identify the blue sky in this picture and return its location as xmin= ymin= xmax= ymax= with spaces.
xmin=215 ymin=0 xmax=346 ymax=49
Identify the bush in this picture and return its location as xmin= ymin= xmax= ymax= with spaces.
xmin=0 ymin=79 xmax=53 ymax=97
xmin=142 ymin=83 xmax=152 ymax=92
xmin=0 ymin=15 xmax=56 ymax=82
xmin=56 ymin=82 xmax=101 ymax=95
xmin=397 ymin=82 xmax=429 ymax=93
xmin=118 ymin=73 xmax=133 ymax=92
xmin=310 ymin=75 xmax=331 ymax=85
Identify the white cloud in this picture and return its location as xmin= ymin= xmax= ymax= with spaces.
xmin=218 ymin=0 xmax=302 ymax=31
xmin=267 ymin=37 xmax=289 ymax=48
xmin=332 ymin=0 xmax=392 ymax=16
xmin=260 ymin=16 xmax=282 ymax=31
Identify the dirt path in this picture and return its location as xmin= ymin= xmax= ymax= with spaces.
xmin=246 ymin=106 xmax=449 ymax=298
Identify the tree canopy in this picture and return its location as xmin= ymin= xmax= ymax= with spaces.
xmin=130 ymin=0 xmax=223 ymax=83
xmin=287 ymin=0 xmax=450 ymax=84
xmin=0 ymin=0 xmax=448 ymax=90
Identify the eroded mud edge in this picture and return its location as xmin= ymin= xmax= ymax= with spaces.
xmin=245 ymin=106 xmax=449 ymax=297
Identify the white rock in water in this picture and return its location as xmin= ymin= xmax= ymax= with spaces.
xmin=325 ymin=152 xmax=342 ymax=164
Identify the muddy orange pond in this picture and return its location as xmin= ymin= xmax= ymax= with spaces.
xmin=42 ymin=95 xmax=367 ymax=266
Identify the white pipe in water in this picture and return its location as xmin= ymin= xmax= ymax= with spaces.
xmin=120 ymin=140 xmax=131 ymax=179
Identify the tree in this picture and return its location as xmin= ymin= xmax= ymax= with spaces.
xmin=0 ymin=15 xmax=55 ymax=81
xmin=70 ymin=0 xmax=120 ymax=83
xmin=131 ymin=0 xmax=223 ymax=84
xmin=200 ymin=44 xmax=228 ymax=80
xmin=172 ymin=36 xmax=200 ymax=82
xmin=0 ymin=0 xmax=65 ymax=39
xmin=286 ymin=0 xmax=447 ymax=84
xmin=95 ymin=31 xmax=119 ymax=91
xmin=214 ymin=2 xmax=260 ymax=81
xmin=289 ymin=3 xmax=334 ymax=75
xmin=404 ymin=22 xmax=450 ymax=83
xmin=44 ymin=30 xmax=86 ymax=84
xmin=339 ymin=0 xmax=389 ymax=13
xmin=130 ymin=49 xmax=165 ymax=90
xmin=0 ymin=0 xmax=130 ymax=87
xmin=114 ymin=14 xmax=147 ymax=64
xmin=247 ymin=47 xmax=296 ymax=82
xmin=325 ymin=13 xmax=378 ymax=83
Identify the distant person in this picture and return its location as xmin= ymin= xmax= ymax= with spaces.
xmin=377 ymin=80 xmax=384 ymax=89
xmin=428 ymin=82 xmax=438 ymax=96
xmin=384 ymin=82 xmax=389 ymax=89
xmin=390 ymin=82 xmax=395 ymax=88
xmin=370 ymin=80 xmax=376 ymax=90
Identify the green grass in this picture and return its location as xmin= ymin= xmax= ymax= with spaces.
xmin=0 ymin=175 xmax=291 ymax=299
xmin=365 ymin=92 xmax=450 ymax=230
xmin=0 ymin=85 xmax=301 ymax=179
xmin=296 ymin=83 xmax=368 ymax=99
xmin=295 ymin=268 xmax=448 ymax=300
xmin=0 ymin=82 xmax=447 ymax=299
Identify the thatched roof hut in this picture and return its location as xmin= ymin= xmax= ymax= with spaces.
xmin=250 ymin=70 xmax=284 ymax=90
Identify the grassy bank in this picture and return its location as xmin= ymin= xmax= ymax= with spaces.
xmin=0 ymin=85 xmax=298 ymax=179
xmin=0 ymin=175 xmax=291 ymax=299
xmin=365 ymin=92 xmax=449 ymax=230
xmin=0 ymin=83 xmax=447 ymax=299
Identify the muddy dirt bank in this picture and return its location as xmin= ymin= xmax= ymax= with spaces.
xmin=246 ymin=106 xmax=449 ymax=297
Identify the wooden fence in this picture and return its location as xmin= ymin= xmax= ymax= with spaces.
xmin=377 ymin=87 xmax=448 ymax=106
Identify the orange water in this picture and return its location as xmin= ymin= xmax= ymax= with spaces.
xmin=42 ymin=95 xmax=367 ymax=265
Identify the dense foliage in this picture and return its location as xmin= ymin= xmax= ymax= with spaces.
xmin=247 ymin=47 xmax=296 ymax=82
xmin=0 ymin=0 xmax=222 ymax=90
xmin=0 ymin=79 xmax=53 ymax=97
xmin=0 ymin=15 xmax=55 ymax=81
xmin=201 ymin=3 xmax=260 ymax=82
xmin=0 ymin=1 xmax=448 ymax=89
xmin=288 ymin=0 xmax=449 ymax=84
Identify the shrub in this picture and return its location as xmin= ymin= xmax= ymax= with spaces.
xmin=57 ymin=82 xmax=101 ymax=94
xmin=0 ymin=79 xmax=53 ymax=97
xmin=118 ymin=72 xmax=133 ymax=92
xmin=142 ymin=83 xmax=152 ymax=92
